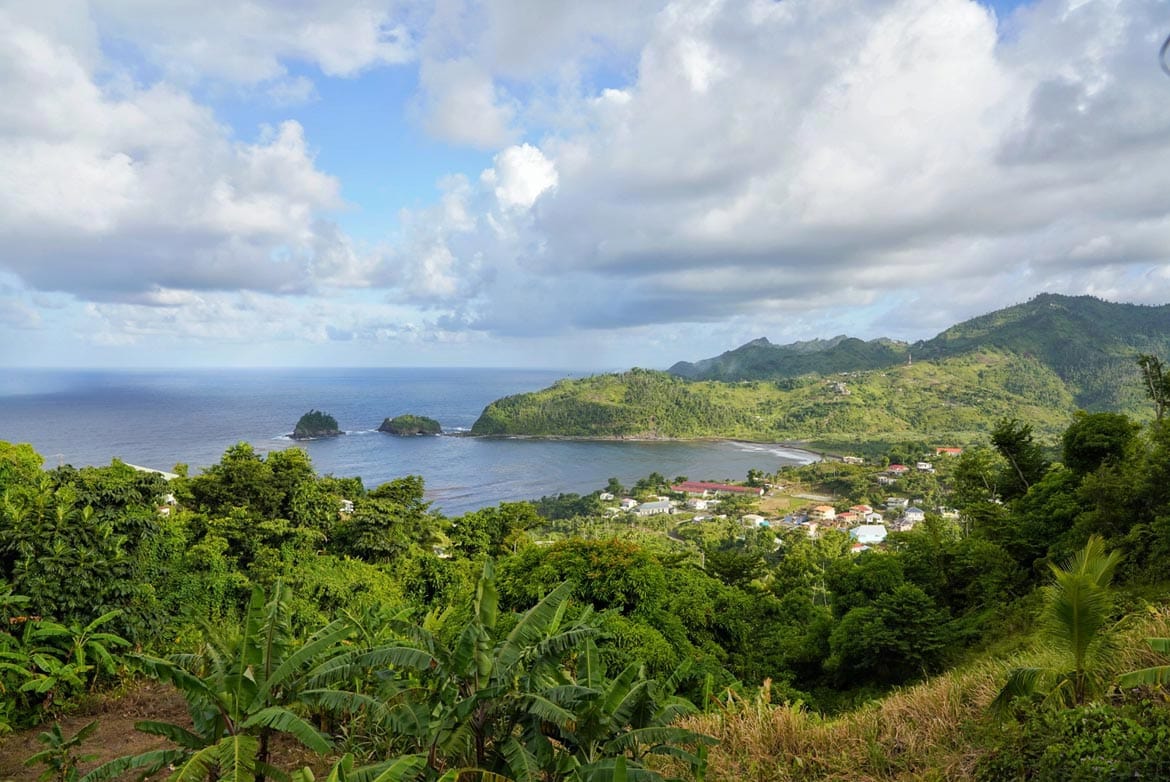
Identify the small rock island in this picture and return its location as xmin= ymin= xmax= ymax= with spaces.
xmin=379 ymin=414 xmax=442 ymax=436
xmin=292 ymin=409 xmax=341 ymax=439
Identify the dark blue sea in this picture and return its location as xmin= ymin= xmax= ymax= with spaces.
xmin=0 ymin=368 xmax=817 ymax=515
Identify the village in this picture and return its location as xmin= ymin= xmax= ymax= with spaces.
xmin=600 ymin=446 xmax=967 ymax=553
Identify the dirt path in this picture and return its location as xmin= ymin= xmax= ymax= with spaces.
xmin=0 ymin=681 xmax=188 ymax=781
xmin=0 ymin=682 xmax=332 ymax=781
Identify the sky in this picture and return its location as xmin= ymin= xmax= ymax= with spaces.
xmin=1 ymin=0 xmax=1168 ymax=370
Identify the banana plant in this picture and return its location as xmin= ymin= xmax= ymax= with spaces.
xmin=539 ymin=640 xmax=715 ymax=781
xmin=82 ymin=581 xmax=356 ymax=782
xmin=1119 ymin=637 xmax=1170 ymax=688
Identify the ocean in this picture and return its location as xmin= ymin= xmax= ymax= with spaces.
xmin=0 ymin=368 xmax=818 ymax=515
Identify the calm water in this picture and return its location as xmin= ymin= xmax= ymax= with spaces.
xmin=0 ymin=368 xmax=817 ymax=515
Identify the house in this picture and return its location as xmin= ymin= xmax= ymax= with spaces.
xmin=842 ymin=455 xmax=865 ymax=465
xmin=886 ymin=497 xmax=909 ymax=511
xmin=339 ymin=498 xmax=354 ymax=514
xmin=916 ymin=461 xmax=934 ymax=473
xmin=851 ymin=524 xmax=888 ymax=546
xmin=836 ymin=511 xmax=860 ymax=525
xmin=599 ymin=492 xmax=615 ymax=501
xmin=863 ymin=511 xmax=886 ymax=524
xmin=935 ymin=447 xmax=964 ymax=457
xmin=619 ymin=498 xmax=638 ymax=511
xmin=903 ymin=506 xmax=926 ymax=523
xmin=887 ymin=464 xmax=909 ymax=474
xmin=876 ymin=475 xmax=896 ymax=486
xmin=686 ymin=498 xmax=710 ymax=511
xmin=634 ymin=500 xmax=673 ymax=517
xmin=810 ymin=504 xmax=837 ymax=521
xmin=670 ymin=481 xmax=765 ymax=497
xmin=742 ymin=513 xmax=768 ymax=527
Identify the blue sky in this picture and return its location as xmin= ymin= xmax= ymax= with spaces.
xmin=1 ymin=0 xmax=1167 ymax=369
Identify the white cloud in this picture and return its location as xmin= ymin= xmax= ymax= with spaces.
xmin=88 ymin=0 xmax=415 ymax=85
xmin=0 ymin=10 xmax=365 ymax=300
xmin=3 ymin=0 xmax=1170 ymax=366
xmin=416 ymin=57 xmax=517 ymax=148
xmin=486 ymin=144 xmax=558 ymax=210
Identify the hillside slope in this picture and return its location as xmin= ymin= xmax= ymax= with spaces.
xmin=471 ymin=350 xmax=1075 ymax=444
xmin=668 ymin=294 xmax=1170 ymax=413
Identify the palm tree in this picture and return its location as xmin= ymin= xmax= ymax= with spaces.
xmin=82 ymin=582 xmax=354 ymax=782
xmin=992 ymin=535 xmax=1122 ymax=715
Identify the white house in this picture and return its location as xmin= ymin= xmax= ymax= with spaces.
xmin=635 ymin=500 xmax=673 ymax=517
xmin=886 ymin=497 xmax=910 ymax=511
xmin=851 ymin=524 xmax=888 ymax=546
xmin=620 ymin=498 xmax=639 ymax=511
xmin=904 ymin=506 xmax=926 ymax=523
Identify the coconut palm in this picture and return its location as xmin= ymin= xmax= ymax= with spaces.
xmin=992 ymin=535 xmax=1122 ymax=715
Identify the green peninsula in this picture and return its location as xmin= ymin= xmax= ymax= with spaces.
xmin=471 ymin=295 xmax=1170 ymax=446
xmin=379 ymin=414 xmax=442 ymax=435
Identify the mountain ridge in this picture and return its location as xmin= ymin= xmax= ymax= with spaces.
xmin=669 ymin=294 xmax=1170 ymax=411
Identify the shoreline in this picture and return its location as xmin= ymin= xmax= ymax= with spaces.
xmin=454 ymin=432 xmax=825 ymax=461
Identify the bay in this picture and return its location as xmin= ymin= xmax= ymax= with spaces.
xmin=0 ymin=368 xmax=818 ymax=515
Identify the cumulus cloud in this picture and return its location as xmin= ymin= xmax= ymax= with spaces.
xmin=3 ymin=0 xmax=1169 ymax=366
xmin=416 ymin=0 xmax=1170 ymax=343
xmin=0 ymin=9 xmax=371 ymax=301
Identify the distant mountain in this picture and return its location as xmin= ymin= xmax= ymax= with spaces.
xmin=669 ymin=294 xmax=1170 ymax=412
xmin=669 ymin=335 xmax=908 ymax=381
xmin=471 ymin=294 xmax=1170 ymax=446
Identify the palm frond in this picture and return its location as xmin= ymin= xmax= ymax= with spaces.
xmin=134 ymin=719 xmax=209 ymax=749
xmin=241 ymin=706 xmax=332 ymax=754
xmin=80 ymin=749 xmax=187 ymax=782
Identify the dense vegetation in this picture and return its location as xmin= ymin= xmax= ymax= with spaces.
xmin=475 ymin=296 xmax=1170 ymax=445
xmin=292 ymin=410 xmax=340 ymax=439
xmin=471 ymin=351 xmax=1075 ymax=445
xmin=379 ymin=414 xmax=442 ymax=435
xmin=670 ymin=294 xmax=1170 ymax=414
xmin=2 ymin=356 xmax=1170 ymax=780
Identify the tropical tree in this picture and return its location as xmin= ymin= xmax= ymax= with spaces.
xmin=1137 ymin=354 xmax=1170 ymax=421
xmin=992 ymin=536 xmax=1122 ymax=715
xmin=83 ymin=582 xmax=353 ymax=782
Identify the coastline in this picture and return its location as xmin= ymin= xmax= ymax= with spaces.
xmin=456 ymin=432 xmax=825 ymax=461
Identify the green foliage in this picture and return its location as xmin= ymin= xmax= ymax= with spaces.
xmin=24 ymin=720 xmax=99 ymax=782
xmin=470 ymin=351 xmax=1077 ymax=446
xmin=992 ymin=536 xmax=1122 ymax=714
xmin=84 ymin=582 xmax=349 ymax=782
xmin=293 ymin=410 xmax=340 ymax=439
xmin=1137 ymin=353 xmax=1170 ymax=421
xmin=1061 ymin=410 xmax=1138 ymax=476
xmin=1118 ymin=636 xmax=1170 ymax=689
xmin=978 ymin=700 xmax=1170 ymax=781
xmin=990 ymin=418 xmax=1049 ymax=500
xmin=378 ymin=414 xmax=442 ymax=435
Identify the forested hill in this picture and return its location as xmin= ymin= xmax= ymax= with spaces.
xmin=669 ymin=294 xmax=1170 ymax=412
xmin=470 ymin=352 xmax=1075 ymax=445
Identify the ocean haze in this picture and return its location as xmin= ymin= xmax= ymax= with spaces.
xmin=0 ymin=368 xmax=816 ymax=515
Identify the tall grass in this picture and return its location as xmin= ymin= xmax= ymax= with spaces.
xmin=668 ymin=604 xmax=1170 ymax=782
